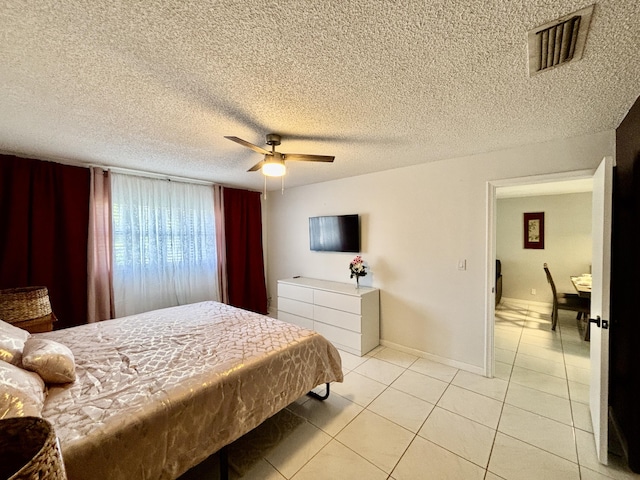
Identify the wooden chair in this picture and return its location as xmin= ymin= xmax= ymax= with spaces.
xmin=543 ymin=263 xmax=590 ymax=332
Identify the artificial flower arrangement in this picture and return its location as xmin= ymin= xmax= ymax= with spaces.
xmin=349 ymin=256 xmax=367 ymax=287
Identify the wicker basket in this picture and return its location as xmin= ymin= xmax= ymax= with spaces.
xmin=0 ymin=287 xmax=53 ymax=323
xmin=0 ymin=417 xmax=67 ymax=479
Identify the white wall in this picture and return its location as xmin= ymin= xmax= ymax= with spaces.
xmin=265 ymin=131 xmax=614 ymax=372
xmin=497 ymin=193 xmax=592 ymax=304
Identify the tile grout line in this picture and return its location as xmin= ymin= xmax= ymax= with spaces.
xmin=559 ymin=316 xmax=584 ymax=475
xmin=484 ymin=303 xmax=528 ymax=478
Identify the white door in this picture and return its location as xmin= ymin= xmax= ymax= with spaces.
xmin=590 ymin=156 xmax=614 ymax=464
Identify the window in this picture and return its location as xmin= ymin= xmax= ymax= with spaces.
xmin=111 ymin=173 xmax=219 ymax=316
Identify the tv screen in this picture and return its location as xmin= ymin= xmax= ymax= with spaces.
xmin=309 ymin=214 xmax=360 ymax=252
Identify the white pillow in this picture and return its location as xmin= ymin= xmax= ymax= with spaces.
xmin=22 ymin=338 xmax=76 ymax=384
xmin=0 ymin=359 xmax=46 ymax=418
xmin=0 ymin=319 xmax=31 ymax=366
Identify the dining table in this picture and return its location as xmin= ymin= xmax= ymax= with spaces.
xmin=570 ymin=273 xmax=592 ymax=298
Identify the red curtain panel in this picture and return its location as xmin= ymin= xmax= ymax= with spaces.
xmin=222 ymin=187 xmax=268 ymax=314
xmin=0 ymin=155 xmax=90 ymax=329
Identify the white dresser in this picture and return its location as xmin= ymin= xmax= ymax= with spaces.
xmin=277 ymin=277 xmax=380 ymax=356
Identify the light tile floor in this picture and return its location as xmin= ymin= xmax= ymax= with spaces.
xmin=180 ymin=300 xmax=640 ymax=479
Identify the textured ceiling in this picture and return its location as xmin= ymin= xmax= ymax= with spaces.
xmin=0 ymin=1 xmax=638 ymax=191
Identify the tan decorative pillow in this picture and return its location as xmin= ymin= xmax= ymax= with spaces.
xmin=22 ymin=338 xmax=76 ymax=384
xmin=0 ymin=319 xmax=31 ymax=366
xmin=0 ymin=360 xmax=46 ymax=418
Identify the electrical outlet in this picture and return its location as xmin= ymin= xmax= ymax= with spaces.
xmin=531 ymin=288 xmax=536 ymax=295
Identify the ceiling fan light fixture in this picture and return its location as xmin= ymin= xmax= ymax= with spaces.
xmin=262 ymin=159 xmax=286 ymax=177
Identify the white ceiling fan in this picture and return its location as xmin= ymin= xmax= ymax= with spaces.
xmin=224 ymin=133 xmax=335 ymax=177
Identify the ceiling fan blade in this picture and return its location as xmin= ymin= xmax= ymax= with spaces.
xmin=283 ymin=153 xmax=335 ymax=162
xmin=247 ymin=160 xmax=264 ymax=172
xmin=224 ymin=136 xmax=270 ymax=155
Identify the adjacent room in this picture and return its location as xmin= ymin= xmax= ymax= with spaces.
xmin=1 ymin=1 xmax=640 ymax=479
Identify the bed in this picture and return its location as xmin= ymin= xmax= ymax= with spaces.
xmin=32 ymin=301 xmax=343 ymax=479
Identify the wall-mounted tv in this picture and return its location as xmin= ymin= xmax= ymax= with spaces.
xmin=309 ymin=214 xmax=360 ymax=252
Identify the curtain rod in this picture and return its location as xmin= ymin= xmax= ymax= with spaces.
xmin=98 ymin=165 xmax=263 ymax=193
xmin=1 ymin=148 xmax=262 ymax=192
xmin=0 ymin=147 xmax=214 ymax=185
xmin=93 ymin=164 xmax=215 ymax=186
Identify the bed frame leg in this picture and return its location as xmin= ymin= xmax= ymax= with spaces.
xmin=307 ymin=383 xmax=330 ymax=401
xmin=219 ymin=445 xmax=229 ymax=480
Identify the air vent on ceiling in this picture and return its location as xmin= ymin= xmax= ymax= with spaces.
xmin=527 ymin=4 xmax=594 ymax=76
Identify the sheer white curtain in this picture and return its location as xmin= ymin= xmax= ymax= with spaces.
xmin=111 ymin=173 xmax=219 ymax=317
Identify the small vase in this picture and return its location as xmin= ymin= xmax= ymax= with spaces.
xmin=356 ymin=276 xmax=360 ymax=289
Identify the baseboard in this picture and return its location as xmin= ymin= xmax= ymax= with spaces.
xmin=499 ymin=296 xmax=553 ymax=309
xmin=379 ymin=339 xmax=485 ymax=376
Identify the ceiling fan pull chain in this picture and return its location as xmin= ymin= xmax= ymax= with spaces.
xmin=281 ymin=175 xmax=285 ymax=195
xmin=263 ymin=175 xmax=267 ymax=200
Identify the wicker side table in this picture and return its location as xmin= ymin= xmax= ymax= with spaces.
xmin=0 ymin=417 xmax=67 ymax=479
xmin=8 ymin=314 xmax=56 ymax=333
xmin=0 ymin=287 xmax=57 ymax=333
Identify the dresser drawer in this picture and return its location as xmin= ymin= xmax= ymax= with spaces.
xmin=278 ymin=283 xmax=314 ymax=303
xmin=314 ymin=322 xmax=362 ymax=351
xmin=277 ymin=297 xmax=314 ymax=319
xmin=278 ymin=311 xmax=314 ymax=330
xmin=314 ymin=305 xmax=361 ymax=333
xmin=314 ymin=290 xmax=361 ymax=314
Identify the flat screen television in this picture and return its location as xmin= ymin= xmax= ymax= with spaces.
xmin=309 ymin=214 xmax=360 ymax=252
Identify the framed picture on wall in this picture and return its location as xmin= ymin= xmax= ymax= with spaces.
xmin=524 ymin=212 xmax=545 ymax=249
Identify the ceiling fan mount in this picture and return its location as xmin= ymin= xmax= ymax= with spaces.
xmin=265 ymin=133 xmax=281 ymax=147
xmin=224 ymin=133 xmax=334 ymax=177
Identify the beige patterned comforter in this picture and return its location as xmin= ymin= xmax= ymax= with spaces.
xmin=37 ymin=301 xmax=343 ymax=480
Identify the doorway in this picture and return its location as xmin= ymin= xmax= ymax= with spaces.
xmin=495 ymin=179 xmax=593 ymax=332
xmin=485 ymin=159 xmax=614 ymax=465
xmin=484 ymin=169 xmax=594 ymax=378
